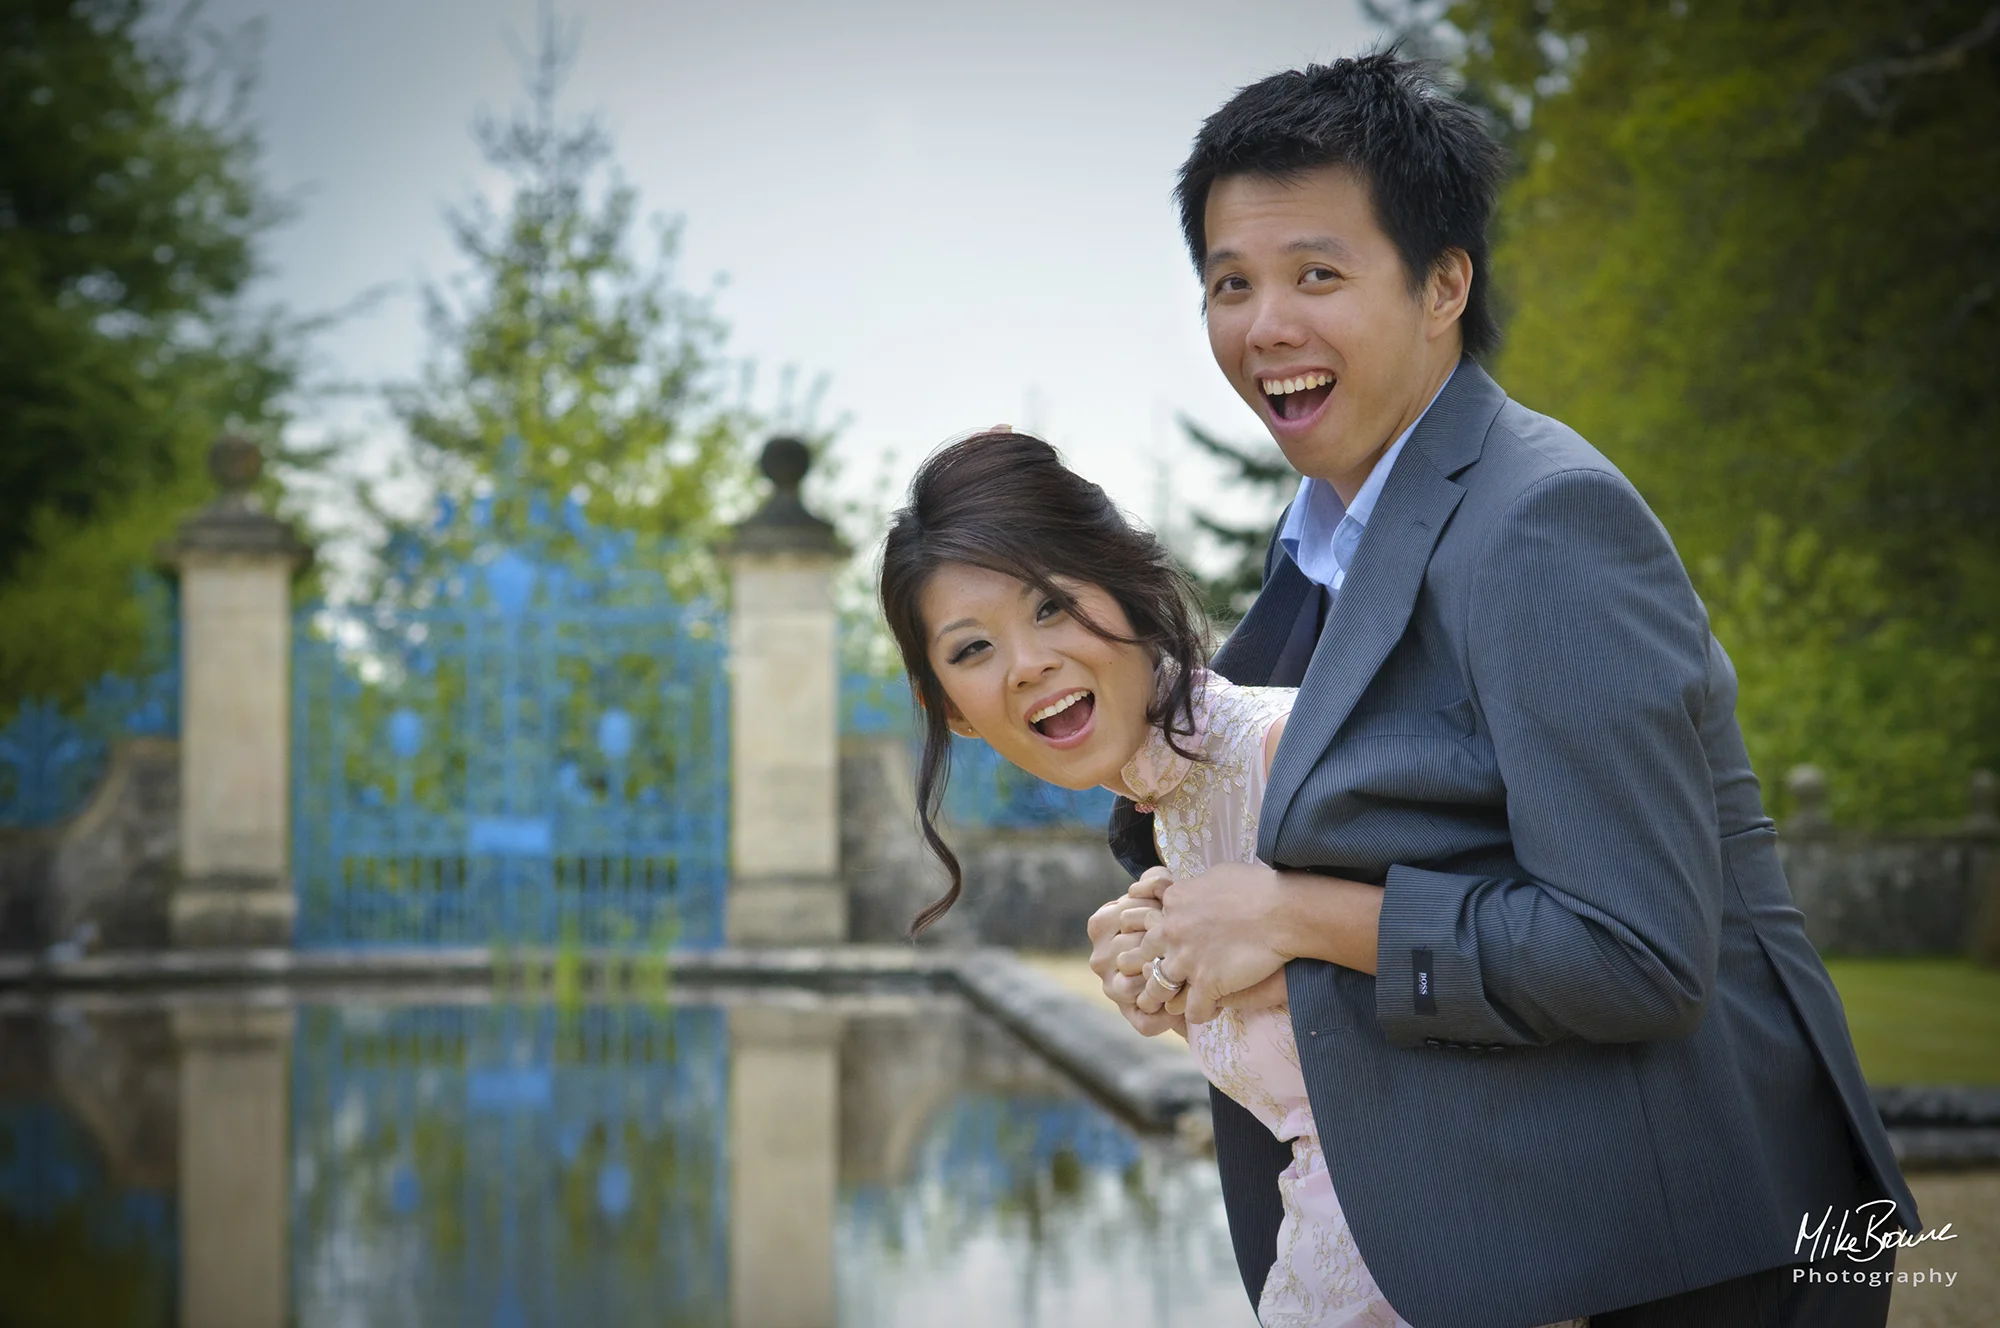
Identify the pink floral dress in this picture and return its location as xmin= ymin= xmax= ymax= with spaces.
xmin=1121 ymin=671 xmax=1585 ymax=1328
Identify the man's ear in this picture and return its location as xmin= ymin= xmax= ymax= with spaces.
xmin=1425 ymin=248 xmax=1473 ymax=341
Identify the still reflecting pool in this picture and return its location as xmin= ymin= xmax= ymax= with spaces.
xmin=0 ymin=983 xmax=1255 ymax=1327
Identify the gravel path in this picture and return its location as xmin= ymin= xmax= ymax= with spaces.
xmin=1889 ymin=1170 xmax=2000 ymax=1328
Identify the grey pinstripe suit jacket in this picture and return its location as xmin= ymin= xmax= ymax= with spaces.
xmin=1132 ymin=360 xmax=1917 ymax=1327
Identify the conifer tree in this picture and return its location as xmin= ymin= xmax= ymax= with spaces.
xmin=1180 ymin=417 xmax=1292 ymax=623
xmin=377 ymin=11 xmax=766 ymax=587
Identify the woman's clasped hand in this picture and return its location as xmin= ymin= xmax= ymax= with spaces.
xmin=1088 ymin=865 xmax=1294 ymax=1032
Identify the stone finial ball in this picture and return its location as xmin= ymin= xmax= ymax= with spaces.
xmin=208 ymin=434 xmax=264 ymax=491
xmin=759 ymin=436 xmax=811 ymax=491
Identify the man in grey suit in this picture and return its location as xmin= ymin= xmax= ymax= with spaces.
xmin=1088 ymin=55 xmax=1919 ymax=1327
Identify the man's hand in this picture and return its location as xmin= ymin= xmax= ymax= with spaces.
xmin=1087 ymin=868 xmax=1184 ymax=1037
xmin=1125 ymin=861 xmax=1295 ymax=1024
xmin=1136 ymin=872 xmax=1288 ymax=1016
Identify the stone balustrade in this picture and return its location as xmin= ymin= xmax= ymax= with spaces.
xmin=1780 ymin=765 xmax=2000 ymax=961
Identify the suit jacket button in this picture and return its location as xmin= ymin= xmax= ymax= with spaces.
xmin=1425 ymin=1038 xmax=1443 ymax=1049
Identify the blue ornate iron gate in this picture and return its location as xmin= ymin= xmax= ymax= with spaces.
xmin=0 ymin=575 xmax=178 ymax=831
xmin=292 ymin=489 xmax=729 ymax=948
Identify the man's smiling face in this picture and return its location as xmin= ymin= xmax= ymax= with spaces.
xmin=1202 ymin=165 xmax=1465 ymax=501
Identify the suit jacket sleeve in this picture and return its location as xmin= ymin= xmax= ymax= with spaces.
xmin=1374 ymin=468 xmax=1724 ymax=1048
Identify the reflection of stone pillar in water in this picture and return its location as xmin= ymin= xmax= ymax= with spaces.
xmin=723 ymin=438 xmax=850 ymax=944
xmin=730 ymin=1004 xmax=841 ymax=1328
xmin=173 ymin=1004 xmax=292 ymax=1328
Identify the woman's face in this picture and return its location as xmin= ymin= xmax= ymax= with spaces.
xmin=919 ymin=563 xmax=1156 ymax=794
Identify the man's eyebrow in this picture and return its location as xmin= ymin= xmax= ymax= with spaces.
xmin=1286 ymin=235 xmax=1356 ymax=262
xmin=1202 ymin=236 xmax=1357 ymax=276
xmin=1202 ymin=247 xmax=1242 ymax=277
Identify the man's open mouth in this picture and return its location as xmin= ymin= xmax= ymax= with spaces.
xmin=1029 ymin=689 xmax=1094 ymax=741
xmin=1262 ymin=372 xmax=1335 ymax=421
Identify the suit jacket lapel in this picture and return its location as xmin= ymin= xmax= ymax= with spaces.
xmin=1255 ymin=359 xmax=1504 ymax=862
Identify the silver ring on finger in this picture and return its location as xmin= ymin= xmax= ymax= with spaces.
xmin=1148 ymin=956 xmax=1186 ymax=996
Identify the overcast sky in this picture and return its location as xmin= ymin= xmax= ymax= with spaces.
xmin=202 ymin=0 xmax=1385 ymax=570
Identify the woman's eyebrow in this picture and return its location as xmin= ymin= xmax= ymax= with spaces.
xmin=933 ymin=617 xmax=980 ymax=643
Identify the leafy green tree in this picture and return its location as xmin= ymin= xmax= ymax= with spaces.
xmin=1364 ymin=0 xmax=2000 ymax=824
xmin=1699 ymin=518 xmax=1993 ymax=828
xmin=0 ymin=0 xmax=307 ymax=713
xmin=375 ymin=16 xmax=762 ymax=589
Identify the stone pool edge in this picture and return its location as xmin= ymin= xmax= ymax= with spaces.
xmin=4 ymin=946 xmax=1986 ymax=1162
xmin=0 ymin=944 xmax=951 ymax=987
xmin=0 ymin=944 xmax=1214 ymax=1133
xmin=949 ymin=948 xmax=1212 ymax=1132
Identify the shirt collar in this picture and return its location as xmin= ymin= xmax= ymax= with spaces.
xmin=1116 ymin=669 xmax=1216 ymax=810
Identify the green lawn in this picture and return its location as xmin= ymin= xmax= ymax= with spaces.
xmin=1822 ymin=958 xmax=2000 ymax=1086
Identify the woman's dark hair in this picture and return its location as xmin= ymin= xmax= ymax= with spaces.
xmin=1175 ymin=52 xmax=1508 ymax=358
xmin=878 ymin=430 xmax=1209 ymax=936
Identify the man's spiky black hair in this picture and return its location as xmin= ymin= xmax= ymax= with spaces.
xmin=1176 ymin=52 xmax=1508 ymax=358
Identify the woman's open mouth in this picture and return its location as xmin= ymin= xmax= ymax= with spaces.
xmin=1262 ymin=372 xmax=1335 ymax=425
xmin=1028 ymin=689 xmax=1096 ymax=747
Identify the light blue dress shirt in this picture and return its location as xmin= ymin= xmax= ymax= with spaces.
xmin=1277 ymin=370 xmax=1454 ymax=594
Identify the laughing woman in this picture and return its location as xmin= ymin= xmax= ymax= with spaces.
xmin=876 ymin=429 xmax=1580 ymax=1328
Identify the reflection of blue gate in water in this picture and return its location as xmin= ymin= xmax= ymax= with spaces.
xmin=290 ymin=1002 xmax=728 ymax=1325
xmin=292 ymin=491 xmax=728 ymax=948
xmin=0 ymin=1101 xmax=177 ymax=1304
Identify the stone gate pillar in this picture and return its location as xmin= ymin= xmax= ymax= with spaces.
xmin=173 ymin=1003 xmax=293 ymax=1328
xmin=160 ymin=437 xmax=309 ymax=947
xmin=723 ymin=438 xmax=849 ymax=945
